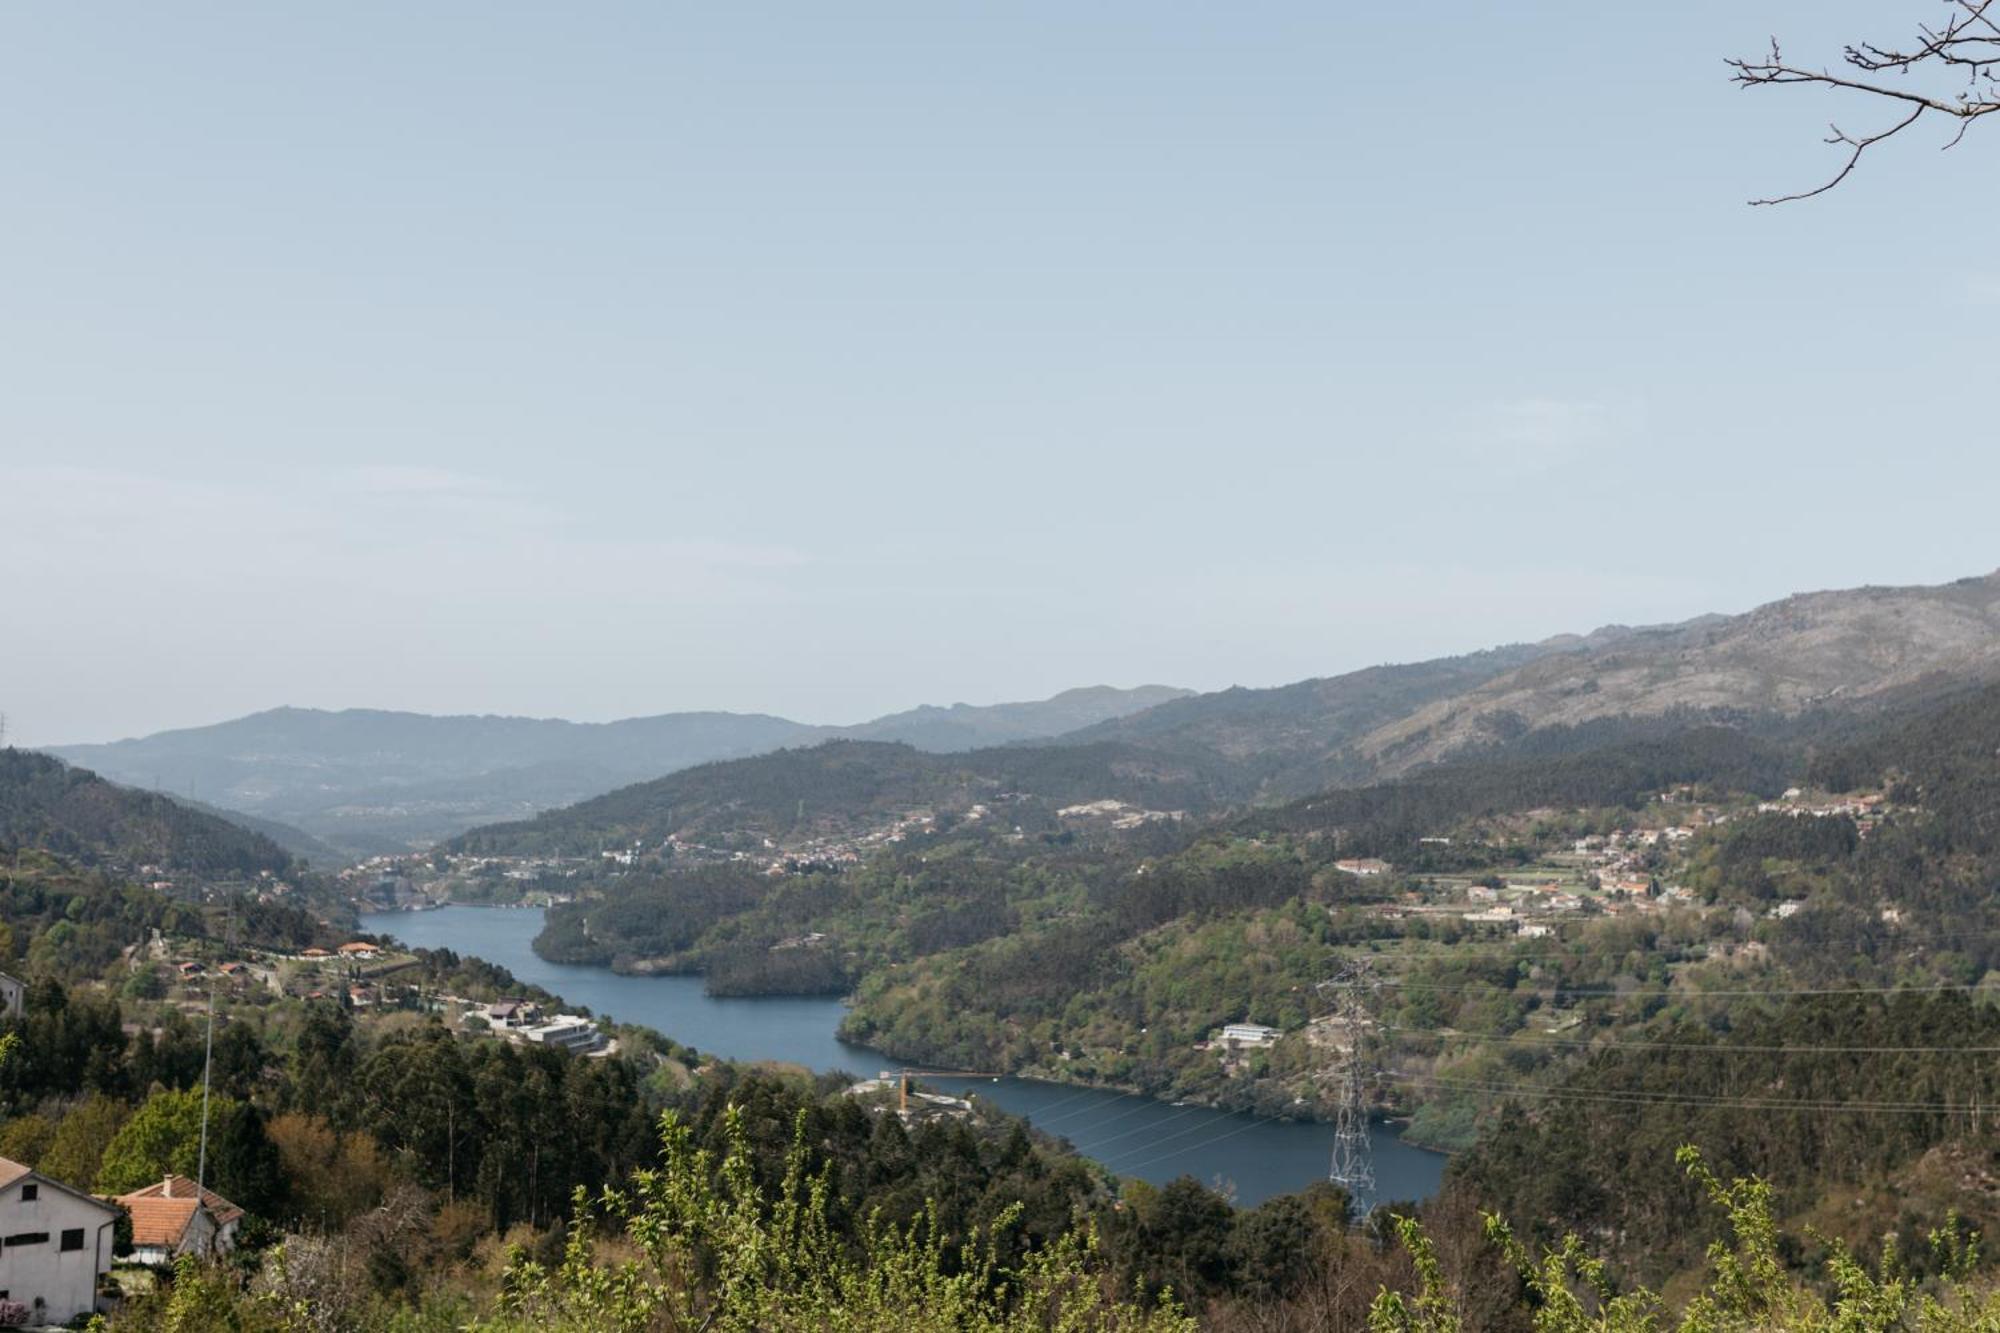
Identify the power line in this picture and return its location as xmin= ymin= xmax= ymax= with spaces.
xmin=1393 ymin=1072 xmax=1992 ymax=1116
xmin=1070 ymin=1104 xmax=1213 ymax=1154
xmin=1357 ymin=923 xmax=2000 ymax=960
xmin=1098 ymin=1108 xmax=1273 ymax=1166
xmin=1379 ymin=1024 xmax=2000 ymax=1055
xmin=1376 ymin=978 xmax=2000 ymax=999
xmin=1016 ymin=1085 xmax=1151 ymax=1127
xmin=1114 ymin=1111 xmax=1296 ymax=1177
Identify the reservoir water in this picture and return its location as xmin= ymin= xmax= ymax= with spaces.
xmin=358 ymin=905 xmax=1444 ymax=1209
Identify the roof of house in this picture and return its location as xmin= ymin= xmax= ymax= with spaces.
xmin=119 ymin=1174 xmax=245 ymax=1227
xmin=0 ymin=1157 xmax=31 ymax=1192
xmin=120 ymin=1195 xmax=207 ymax=1249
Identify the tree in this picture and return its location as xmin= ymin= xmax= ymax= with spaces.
xmin=37 ymin=1093 xmax=129 ymax=1189
xmin=266 ymin=1113 xmax=391 ymax=1230
xmin=482 ymin=1105 xmax=1193 ymax=1333
xmin=1730 ymin=1 xmax=2000 ymax=202
xmin=97 ymin=1088 xmax=221 ymax=1192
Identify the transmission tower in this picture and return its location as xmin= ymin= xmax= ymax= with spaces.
xmin=1324 ymin=961 xmax=1377 ymax=1205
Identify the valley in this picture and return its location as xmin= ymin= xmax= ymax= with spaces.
xmin=12 ymin=570 xmax=2000 ymax=1325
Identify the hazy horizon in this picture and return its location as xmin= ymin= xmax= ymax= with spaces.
xmin=8 ymin=2 xmax=1999 ymax=747
xmin=29 ymin=562 xmax=2000 ymax=749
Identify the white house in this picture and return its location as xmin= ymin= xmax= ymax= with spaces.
xmin=0 ymin=973 xmax=22 ymax=1020
xmin=0 ymin=1157 xmax=118 ymax=1325
xmin=115 ymin=1176 xmax=244 ymax=1265
xmin=1220 ymin=1023 xmax=1279 ymax=1047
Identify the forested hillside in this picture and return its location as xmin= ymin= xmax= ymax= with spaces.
xmin=451 ymin=739 xmax=1230 ymax=857
xmin=0 ymin=749 xmax=295 ymax=879
xmin=1447 ymin=990 xmax=2000 ymax=1284
xmin=1810 ymin=679 xmax=2000 ymax=853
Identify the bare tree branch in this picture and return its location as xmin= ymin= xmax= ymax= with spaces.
xmin=1729 ymin=0 xmax=2000 ymax=202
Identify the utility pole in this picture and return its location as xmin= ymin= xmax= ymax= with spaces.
xmin=196 ymin=905 xmax=237 ymax=1193
xmin=195 ymin=975 xmax=216 ymax=1192
xmin=1324 ymin=961 xmax=1377 ymax=1210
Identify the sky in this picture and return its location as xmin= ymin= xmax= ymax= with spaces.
xmin=4 ymin=2 xmax=1997 ymax=747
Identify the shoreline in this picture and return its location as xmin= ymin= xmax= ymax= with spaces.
xmin=363 ymin=904 xmax=1457 ymax=1176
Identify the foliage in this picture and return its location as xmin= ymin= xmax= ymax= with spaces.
xmin=1446 ymin=991 xmax=2000 ymax=1282
xmin=1374 ymin=1149 xmax=2000 ymax=1333
xmin=481 ymin=1105 xmax=1194 ymax=1333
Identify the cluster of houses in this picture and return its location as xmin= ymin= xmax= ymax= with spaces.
xmin=1056 ymin=799 xmax=1186 ymax=831
xmin=0 ymin=1161 xmax=245 ymax=1324
xmin=1570 ymin=822 xmax=1700 ymax=874
xmin=294 ymin=941 xmax=386 ymax=963
xmin=1755 ymin=787 xmax=1887 ymax=834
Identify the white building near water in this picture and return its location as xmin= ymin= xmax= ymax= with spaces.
xmin=0 ymin=1157 xmax=118 ymax=1325
xmin=520 ymin=1015 xmax=606 ymax=1054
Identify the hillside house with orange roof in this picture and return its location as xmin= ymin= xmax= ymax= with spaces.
xmin=114 ymin=1175 xmax=244 ymax=1266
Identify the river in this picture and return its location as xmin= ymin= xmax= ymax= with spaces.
xmin=358 ymin=906 xmax=1444 ymax=1209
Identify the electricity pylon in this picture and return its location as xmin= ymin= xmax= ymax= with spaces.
xmin=1323 ymin=961 xmax=1377 ymax=1205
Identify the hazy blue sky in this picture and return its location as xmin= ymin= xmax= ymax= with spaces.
xmin=5 ymin=3 xmax=1996 ymax=746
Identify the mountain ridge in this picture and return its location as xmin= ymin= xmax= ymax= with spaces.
xmin=440 ymin=569 xmax=2000 ymax=858
xmin=46 ymin=685 xmax=1191 ymax=855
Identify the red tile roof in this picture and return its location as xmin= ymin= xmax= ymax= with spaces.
xmin=119 ymin=1174 xmax=244 ymax=1227
xmin=121 ymin=1196 xmax=203 ymax=1249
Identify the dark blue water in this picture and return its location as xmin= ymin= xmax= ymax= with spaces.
xmin=360 ymin=906 xmax=1445 ymax=1208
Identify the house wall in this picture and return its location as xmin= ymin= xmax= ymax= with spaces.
xmin=0 ymin=1177 xmax=115 ymax=1324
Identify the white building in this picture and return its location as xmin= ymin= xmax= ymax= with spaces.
xmin=520 ymin=1015 xmax=606 ymax=1053
xmin=0 ymin=973 xmax=22 ymax=1020
xmin=0 ymin=1157 xmax=118 ymax=1325
xmin=1220 ymin=1023 xmax=1280 ymax=1047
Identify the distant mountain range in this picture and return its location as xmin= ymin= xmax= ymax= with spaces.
xmin=45 ymin=685 xmax=1190 ymax=856
xmin=1068 ymin=571 xmax=2000 ymax=793
xmin=43 ymin=570 xmax=2000 ymax=862
xmin=441 ymin=570 xmax=2000 ymax=857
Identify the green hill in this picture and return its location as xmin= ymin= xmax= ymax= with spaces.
xmin=450 ymin=738 xmax=1229 ymax=857
xmin=0 ymin=748 xmax=295 ymax=880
